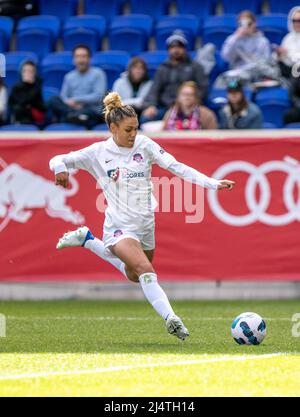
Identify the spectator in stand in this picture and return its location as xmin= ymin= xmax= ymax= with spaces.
xmin=221 ymin=11 xmax=271 ymax=70
xmin=48 ymin=45 xmax=107 ymax=128
xmin=283 ymin=76 xmax=300 ymax=124
xmin=112 ymin=57 xmax=153 ymax=118
xmin=0 ymin=77 xmax=7 ymax=125
xmin=163 ymin=81 xmax=217 ymax=130
xmin=276 ymin=6 xmax=300 ymax=79
xmin=0 ymin=0 xmax=38 ymax=20
xmin=8 ymin=60 xmax=46 ymax=125
xmin=219 ymin=79 xmax=263 ymax=129
xmin=141 ymin=31 xmax=208 ymax=123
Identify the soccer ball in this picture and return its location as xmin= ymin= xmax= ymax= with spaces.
xmin=231 ymin=312 xmax=266 ymax=345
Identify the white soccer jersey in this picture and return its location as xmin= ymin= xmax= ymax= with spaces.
xmin=49 ymin=134 xmax=220 ymax=236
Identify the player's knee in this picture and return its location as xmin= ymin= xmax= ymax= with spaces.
xmin=134 ymin=261 xmax=155 ymax=277
xmin=125 ymin=266 xmax=139 ymax=283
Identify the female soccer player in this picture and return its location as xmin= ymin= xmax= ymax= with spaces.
xmin=49 ymin=92 xmax=235 ymax=341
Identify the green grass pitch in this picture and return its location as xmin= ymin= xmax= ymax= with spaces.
xmin=0 ymin=299 xmax=299 ymax=396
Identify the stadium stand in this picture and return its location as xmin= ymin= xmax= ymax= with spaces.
xmin=202 ymin=15 xmax=237 ymax=49
xmin=16 ymin=15 xmax=60 ymax=59
xmin=108 ymin=14 xmax=153 ymax=55
xmin=0 ymin=16 xmax=13 ymax=52
xmin=91 ymin=50 xmax=130 ymax=89
xmin=256 ymin=14 xmax=288 ymax=44
xmin=39 ymin=0 xmax=78 ymax=21
xmin=41 ymin=52 xmax=74 ymax=89
xmin=44 ymin=122 xmax=87 ymax=130
xmin=129 ymin=0 xmax=170 ymax=20
xmin=62 ymin=15 xmax=106 ymax=53
xmin=155 ymin=15 xmax=200 ymax=50
xmin=83 ymin=0 xmax=123 ymax=21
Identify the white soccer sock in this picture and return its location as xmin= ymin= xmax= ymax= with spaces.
xmin=84 ymin=238 xmax=126 ymax=277
xmin=139 ymin=272 xmax=175 ymax=320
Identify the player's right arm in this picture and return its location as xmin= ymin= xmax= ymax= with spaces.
xmin=49 ymin=143 xmax=99 ymax=188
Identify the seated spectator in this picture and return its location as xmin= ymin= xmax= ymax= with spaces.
xmin=222 ymin=11 xmax=271 ymax=70
xmin=112 ymin=57 xmax=152 ymax=117
xmin=0 ymin=77 xmax=7 ymax=125
xmin=216 ymin=11 xmax=279 ymax=89
xmin=219 ymin=79 xmax=263 ymax=129
xmin=163 ymin=81 xmax=217 ymax=130
xmin=48 ymin=45 xmax=107 ymax=128
xmin=0 ymin=0 xmax=38 ymax=20
xmin=283 ymin=76 xmax=300 ymax=124
xmin=276 ymin=6 xmax=300 ymax=79
xmin=8 ymin=60 xmax=46 ymax=125
xmin=141 ymin=30 xmax=208 ymax=123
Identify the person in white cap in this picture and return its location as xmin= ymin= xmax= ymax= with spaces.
xmin=49 ymin=92 xmax=235 ymax=341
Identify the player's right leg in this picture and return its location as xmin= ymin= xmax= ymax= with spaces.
xmin=56 ymin=226 xmax=127 ymax=277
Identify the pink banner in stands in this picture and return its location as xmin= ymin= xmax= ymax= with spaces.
xmin=1 ymin=136 xmax=300 ymax=281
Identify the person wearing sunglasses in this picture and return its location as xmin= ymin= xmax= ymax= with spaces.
xmin=276 ymin=7 xmax=300 ymax=78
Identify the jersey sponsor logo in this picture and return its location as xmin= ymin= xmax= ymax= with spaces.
xmin=105 ymin=159 xmax=113 ymax=164
xmin=0 ymin=158 xmax=84 ymax=232
xmin=133 ymin=153 xmax=143 ymax=163
xmin=107 ymin=168 xmax=120 ymax=182
xmin=123 ymin=171 xmax=145 ymax=179
xmin=113 ymin=229 xmax=123 ymax=238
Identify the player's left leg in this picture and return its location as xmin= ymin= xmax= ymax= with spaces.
xmin=111 ymin=238 xmax=189 ymax=340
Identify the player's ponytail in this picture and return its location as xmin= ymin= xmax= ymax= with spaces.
xmin=103 ymin=92 xmax=137 ymax=127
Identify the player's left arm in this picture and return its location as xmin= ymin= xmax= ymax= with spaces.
xmin=148 ymin=139 xmax=235 ymax=191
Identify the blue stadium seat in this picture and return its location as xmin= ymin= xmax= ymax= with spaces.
xmin=84 ymin=0 xmax=123 ymax=21
xmin=42 ymin=86 xmax=60 ymax=102
xmin=39 ymin=0 xmax=78 ymax=21
xmin=202 ymin=15 xmax=237 ymax=49
xmin=5 ymin=52 xmax=39 ymax=89
xmin=91 ymin=50 xmax=130 ymax=89
xmin=255 ymin=87 xmax=290 ymax=104
xmin=263 ymin=122 xmax=277 ymax=129
xmin=138 ymin=51 xmax=168 ymax=79
xmin=222 ymin=0 xmax=262 ymax=14
xmin=176 ymin=0 xmax=215 ymax=19
xmin=62 ymin=15 xmax=106 ymax=52
xmin=41 ymin=52 xmax=74 ymax=89
xmin=284 ymin=123 xmax=300 ymax=129
xmin=0 ymin=16 xmax=13 ymax=52
xmin=255 ymin=87 xmax=291 ymax=128
xmin=268 ymin=0 xmax=299 ymax=14
xmin=44 ymin=123 xmax=87 ymax=131
xmin=92 ymin=123 xmax=109 ymax=130
xmin=129 ymin=0 xmax=170 ymax=20
xmin=256 ymin=14 xmax=288 ymax=44
xmin=16 ymin=16 xmax=60 ymax=59
xmin=209 ymin=51 xmax=229 ymax=86
xmin=155 ymin=15 xmax=200 ymax=50
xmin=109 ymin=15 xmax=153 ymax=55
xmin=0 ymin=124 xmax=40 ymax=131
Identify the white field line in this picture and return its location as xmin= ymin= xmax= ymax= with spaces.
xmin=0 ymin=353 xmax=288 ymax=381
xmin=6 ymin=316 xmax=293 ymax=321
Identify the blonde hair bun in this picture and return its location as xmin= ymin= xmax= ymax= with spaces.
xmin=103 ymin=92 xmax=123 ymax=113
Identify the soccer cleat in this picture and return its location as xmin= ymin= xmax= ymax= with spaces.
xmin=166 ymin=315 xmax=190 ymax=341
xmin=56 ymin=226 xmax=90 ymax=250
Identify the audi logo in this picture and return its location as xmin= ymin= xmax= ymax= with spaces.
xmin=208 ymin=156 xmax=300 ymax=226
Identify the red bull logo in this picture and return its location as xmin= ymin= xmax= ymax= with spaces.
xmin=0 ymin=158 xmax=84 ymax=232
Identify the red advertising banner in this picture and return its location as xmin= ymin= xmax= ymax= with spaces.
xmin=1 ymin=135 xmax=300 ymax=281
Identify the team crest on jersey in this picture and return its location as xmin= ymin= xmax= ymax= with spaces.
xmin=113 ymin=229 xmax=123 ymax=238
xmin=133 ymin=153 xmax=143 ymax=163
xmin=107 ymin=168 xmax=120 ymax=182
